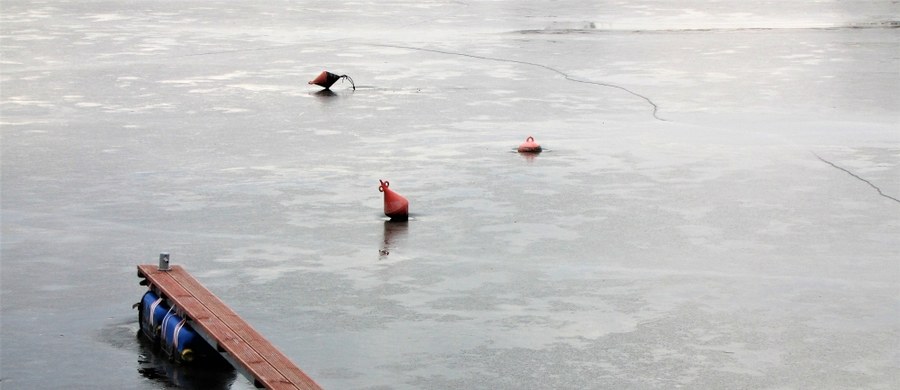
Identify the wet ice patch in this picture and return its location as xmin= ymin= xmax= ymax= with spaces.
xmin=207 ymin=71 xmax=248 ymax=80
xmin=159 ymin=72 xmax=256 ymax=88
xmin=374 ymin=68 xmax=422 ymax=81
xmin=479 ymin=222 xmax=580 ymax=253
xmin=313 ymin=129 xmax=341 ymax=136
xmin=245 ymin=264 xmax=311 ymax=284
xmin=213 ymin=244 xmax=321 ymax=283
xmin=4 ymin=96 xmax=54 ymax=108
xmin=8 ymin=33 xmax=56 ymax=41
xmin=226 ymin=83 xmax=287 ymax=92
xmin=517 ymin=21 xmax=598 ymax=34
xmin=159 ymin=78 xmax=208 ymax=86
xmin=486 ymin=66 xmax=528 ymax=81
xmin=39 ymin=284 xmax=76 ymax=292
xmin=137 ymin=38 xmax=181 ymax=52
xmin=0 ymin=120 xmax=51 ymax=126
xmin=81 ymin=13 xmax=132 ymax=22
xmin=211 ymin=107 xmax=250 ymax=113
xmin=704 ymin=72 xmax=737 ymax=81
xmin=546 ymin=21 xmax=597 ymax=30
xmin=13 ymin=7 xmax=57 ymax=21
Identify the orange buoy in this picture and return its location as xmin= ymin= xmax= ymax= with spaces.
xmin=308 ymin=70 xmax=355 ymax=90
xmin=517 ymin=136 xmax=542 ymax=153
xmin=379 ymin=180 xmax=409 ymax=220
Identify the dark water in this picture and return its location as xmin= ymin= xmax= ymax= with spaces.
xmin=2 ymin=1 xmax=898 ymax=389
xmin=106 ymin=319 xmax=238 ymax=390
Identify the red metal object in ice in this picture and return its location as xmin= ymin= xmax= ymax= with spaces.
xmin=517 ymin=136 xmax=542 ymax=153
xmin=308 ymin=70 xmax=355 ymax=90
xmin=379 ymin=180 xmax=409 ymax=220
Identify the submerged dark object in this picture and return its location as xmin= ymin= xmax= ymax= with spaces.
xmin=308 ymin=70 xmax=355 ymax=90
xmin=517 ymin=136 xmax=542 ymax=153
xmin=379 ymin=180 xmax=409 ymax=221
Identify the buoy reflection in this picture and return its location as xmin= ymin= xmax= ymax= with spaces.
xmin=519 ymin=151 xmax=539 ymax=162
xmin=380 ymin=220 xmax=409 ymax=258
xmin=312 ymin=89 xmax=338 ymax=99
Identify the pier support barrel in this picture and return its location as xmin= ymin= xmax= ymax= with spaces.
xmin=137 ymin=264 xmax=322 ymax=390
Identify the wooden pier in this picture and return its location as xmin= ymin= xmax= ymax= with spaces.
xmin=137 ymin=264 xmax=323 ymax=390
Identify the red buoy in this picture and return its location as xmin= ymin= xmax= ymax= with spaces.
xmin=517 ymin=136 xmax=542 ymax=153
xmin=379 ymin=180 xmax=409 ymax=220
xmin=308 ymin=70 xmax=355 ymax=90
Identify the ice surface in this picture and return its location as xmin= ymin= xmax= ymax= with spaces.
xmin=2 ymin=1 xmax=898 ymax=389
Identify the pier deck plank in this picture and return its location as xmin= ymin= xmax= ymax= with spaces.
xmin=138 ymin=264 xmax=322 ymax=390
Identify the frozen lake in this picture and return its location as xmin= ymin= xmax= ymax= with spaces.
xmin=2 ymin=1 xmax=898 ymax=389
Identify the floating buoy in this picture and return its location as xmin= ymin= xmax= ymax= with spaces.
xmin=379 ymin=180 xmax=409 ymax=220
xmin=308 ymin=70 xmax=355 ymax=90
xmin=517 ymin=136 xmax=542 ymax=153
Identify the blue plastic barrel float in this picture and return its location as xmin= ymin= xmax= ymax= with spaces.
xmin=138 ymin=290 xmax=217 ymax=364
xmin=138 ymin=291 xmax=169 ymax=342
xmin=160 ymin=310 xmax=203 ymax=362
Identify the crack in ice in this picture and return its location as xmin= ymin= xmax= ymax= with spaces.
xmin=813 ymin=153 xmax=900 ymax=204
xmin=366 ymin=43 xmax=667 ymax=121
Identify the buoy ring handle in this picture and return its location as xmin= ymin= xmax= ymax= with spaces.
xmin=526 ymin=136 xmax=535 ymax=142
xmin=379 ymin=180 xmax=390 ymax=192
